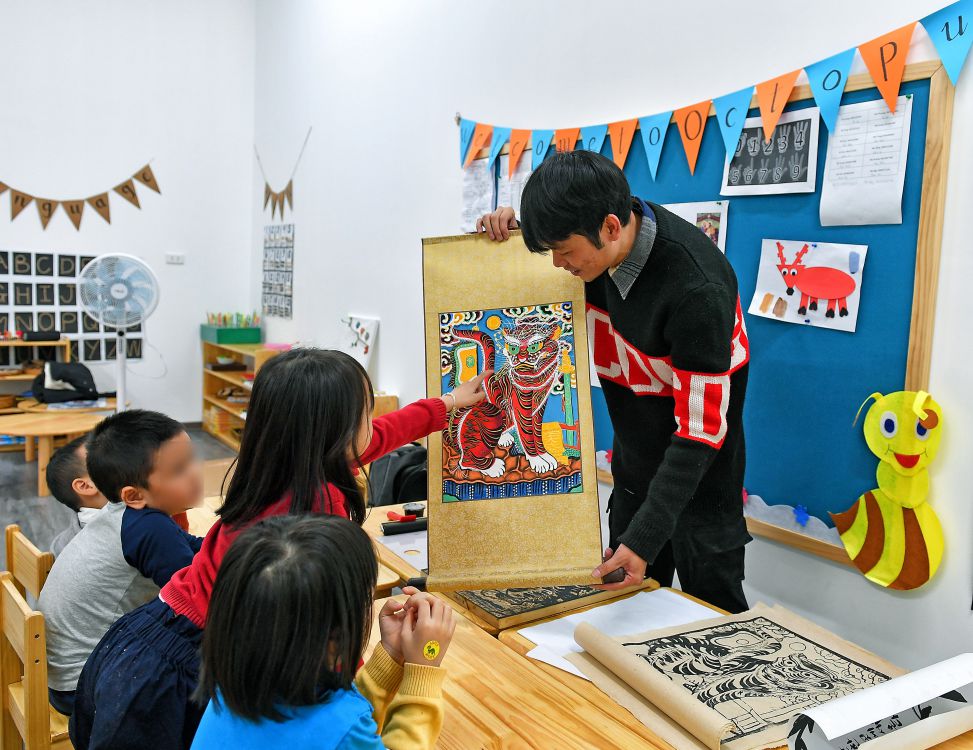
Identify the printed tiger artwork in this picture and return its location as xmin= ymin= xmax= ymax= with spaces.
xmin=829 ymin=390 xmax=945 ymax=590
xmin=439 ymin=302 xmax=583 ymax=502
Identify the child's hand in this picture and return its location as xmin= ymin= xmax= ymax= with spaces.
xmin=442 ymin=370 xmax=492 ymax=412
xmin=401 ymin=596 xmax=456 ymax=668
xmin=377 ymin=586 xmax=422 ymax=665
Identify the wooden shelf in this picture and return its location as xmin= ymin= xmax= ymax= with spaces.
xmin=203 ymin=368 xmax=253 ymax=388
xmin=0 ymin=373 xmax=39 ymax=382
xmin=0 ymin=339 xmax=70 ymax=348
xmin=203 ymin=395 xmax=247 ymax=419
xmin=205 ymin=427 xmax=241 ymax=451
xmin=205 ymin=342 xmax=268 ymax=357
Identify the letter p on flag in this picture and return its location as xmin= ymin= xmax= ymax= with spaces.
xmin=859 ymin=22 xmax=917 ymax=113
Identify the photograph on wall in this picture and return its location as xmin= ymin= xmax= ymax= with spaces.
xmin=663 ymin=200 xmax=729 ymax=253
xmin=262 ymin=224 xmax=294 ymax=319
xmin=721 ymin=108 xmax=819 ymax=196
xmin=0 ymin=249 xmax=142 ymax=365
xmin=439 ymin=301 xmax=583 ymax=502
xmin=748 ymin=239 xmax=868 ymax=333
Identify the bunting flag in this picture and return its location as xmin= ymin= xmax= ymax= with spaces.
xmin=673 ymin=101 xmax=712 ymax=174
xmin=264 ymin=180 xmax=293 ymax=220
xmin=459 ymin=117 xmax=476 ymax=166
xmin=578 ymin=124 xmax=608 ymax=154
xmin=638 ymin=112 xmax=672 ymax=180
xmin=464 ymin=123 xmax=493 ymax=167
xmin=922 ymin=1 xmax=973 ymax=85
xmin=859 ymin=22 xmax=917 ymax=112
xmin=0 ymin=165 xmax=156 ymax=230
xmin=713 ymin=87 xmax=754 ymax=159
xmin=607 ymin=119 xmax=638 ymax=168
xmin=508 ymin=129 xmax=531 ymax=178
xmin=554 ymin=127 xmax=581 ymax=153
xmin=487 ymin=126 xmax=511 ymax=170
xmin=756 ymin=70 xmax=800 ymax=142
xmin=805 ymin=49 xmax=857 ymax=131
xmin=531 ymin=129 xmax=554 ymax=169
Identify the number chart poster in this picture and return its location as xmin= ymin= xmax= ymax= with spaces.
xmin=439 ymin=302 xmax=583 ymax=502
xmin=0 ymin=250 xmax=142 ymax=365
xmin=262 ymin=224 xmax=294 ymax=319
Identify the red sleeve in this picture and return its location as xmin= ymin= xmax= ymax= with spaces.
xmin=359 ymin=398 xmax=447 ymax=465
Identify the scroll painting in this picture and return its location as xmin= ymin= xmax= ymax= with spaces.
xmin=571 ymin=604 xmax=903 ymax=750
xmin=423 ymin=232 xmax=602 ymax=591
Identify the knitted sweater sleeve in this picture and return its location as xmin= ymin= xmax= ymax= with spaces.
xmin=618 ymin=282 xmax=736 ymax=564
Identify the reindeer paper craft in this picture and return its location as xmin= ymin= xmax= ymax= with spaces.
xmin=775 ymin=241 xmax=857 ymax=318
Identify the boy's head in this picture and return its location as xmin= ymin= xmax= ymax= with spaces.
xmin=87 ymin=409 xmax=202 ymax=515
xmin=520 ymin=150 xmax=636 ymax=282
xmin=46 ymin=436 xmax=107 ymax=513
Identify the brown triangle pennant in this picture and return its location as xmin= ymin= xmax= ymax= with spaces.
xmin=114 ymin=179 xmax=141 ymax=208
xmin=10 ymin=190 xmax=34 ymax=220
xmin=87 ymin=193 xmax=111 ymax=223
xmin=63 ymin=199 xmax=85 ymax=230
xmin=36 ymin=198 xmax=59 ymax=229
xmin=0 ymin=182 xmax=7 ymax=196
xmin=284 ymin=180 xmax=293 ymax=212
xmin=264 ymin=183 xmax=272 ymax=209
xmin=133 ymin=163 xmax=161 ymax=193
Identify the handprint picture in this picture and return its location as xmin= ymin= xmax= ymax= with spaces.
xmin=722 ymin=108 xmax=819 ymax=196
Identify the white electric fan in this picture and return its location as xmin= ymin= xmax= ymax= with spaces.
xmin=78 ymin=254 xmax=160 ymax=412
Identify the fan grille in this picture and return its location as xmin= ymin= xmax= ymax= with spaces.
xmin=78 ymin=254 xmax=159 ymax=328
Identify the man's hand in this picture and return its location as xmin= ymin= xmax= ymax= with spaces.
xmin=590 ymin=544 xmax=647 ymax=591
xmin=475 ymin=207 xmax=518 ymax=241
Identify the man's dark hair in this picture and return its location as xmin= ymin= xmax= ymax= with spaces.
xmin=520 ymin=150 xmax=633 ymax=254
xmin=86 ymin=409 xmax=186 ymax=503
xmin=46 ymin=435 xmax=89 ymax=512
xmin=194 ymin=515 xmax=378 ymax=721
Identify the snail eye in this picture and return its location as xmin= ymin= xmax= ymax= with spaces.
xmin=880 ymin=412 xmax=898 ymax=439
xmin=916 ymin=420 xmax=931 ymax=441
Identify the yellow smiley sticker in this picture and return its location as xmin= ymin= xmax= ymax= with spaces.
xmin=422 ymin=640 xmax=441 ymax=661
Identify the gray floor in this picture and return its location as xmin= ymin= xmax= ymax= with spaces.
xmin=0 ymin=424 xmax=234 ymax=560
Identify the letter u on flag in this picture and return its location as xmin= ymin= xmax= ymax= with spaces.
xmin=922 ymin=0 xmax=973 ymax=85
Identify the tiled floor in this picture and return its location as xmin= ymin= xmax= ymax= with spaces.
xmin=0 ymin=424 xmax=235 ymax=560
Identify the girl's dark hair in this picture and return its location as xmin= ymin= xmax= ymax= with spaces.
xmin=219 ymin=348 xmax=374 ymax=527
xmin=520 ymin=150 xmax=633 ymax=254
xmin=194 ymin=514 xmax=378 ymax=721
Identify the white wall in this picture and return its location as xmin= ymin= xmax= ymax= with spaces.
xmin=0 ymin=0 xmax=255 ymax=422
xmin=253 ymin=0 xmax=973 ymax=668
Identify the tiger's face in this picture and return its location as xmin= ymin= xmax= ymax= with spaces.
xmin=502 ymin=321 xmax=561 ymax=373
xmin=864 ymin=391 xmax=943 ymax=476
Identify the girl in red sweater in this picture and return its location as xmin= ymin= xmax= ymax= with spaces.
xmin=69 ymin=348 xmax=487 ymax=750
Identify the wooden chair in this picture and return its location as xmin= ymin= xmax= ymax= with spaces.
xmin=5 ymin=525 xmax=54 ymax=600
xmin=0 ymin=571 xmax=71 ymax=749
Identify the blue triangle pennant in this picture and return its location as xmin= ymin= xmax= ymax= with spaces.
xmin=531 ymin=129 xmax=554 ymax=169
xmin=805 ymin=48 xmax=856 ymax=132
xmin=922 ymin=0 xmax=973 ymax=85
xmin=487 ymin=127 xmax=511 ymax=169
xmin=712 ymin=87 xmax=754 ymax=158
xmin=459 ymin=118 xmax=476 ymax=166
xmin=578 ymin=124 xmax=609 ymax=154
xmin=638 ymin=113 xmax=672 ymax=180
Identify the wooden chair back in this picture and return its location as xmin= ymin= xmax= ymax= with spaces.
xmin=5 ymin=525 xmax=54 ymax=600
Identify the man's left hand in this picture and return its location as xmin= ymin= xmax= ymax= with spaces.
xmin=591 ymin=544 xmax=647 ymax=591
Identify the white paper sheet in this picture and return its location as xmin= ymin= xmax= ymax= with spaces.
xmin=460 ymin=158 xmax=496 ymax=233
xmin=497 ymin=154 xmax=532 ymax=220
xmin=721 ymin=108 xmax=819 ymax=196
xmin=521 ymin=588 xmax=713 ymax=679
xmin=375 ymin=529 xmax=428 ymax=572
xmin=663 ymin=200 xmax=730 ymax=254
xmin=819 ymin=95 xmax=913 ymax=226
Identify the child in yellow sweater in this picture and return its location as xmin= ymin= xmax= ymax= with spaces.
xmin=190 ymin=515 xmax=454 ymax=749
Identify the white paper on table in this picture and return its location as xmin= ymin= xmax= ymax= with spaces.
xmin=375 ymin=529 xmax=428 ymax=572
xmin=820 ymin=95 xmax=913 ymax=227
xmin=497 ymin=154 xmax=532 ymax=220
xmin=789 ymin=653 xmax=973 ymax=750
xmin=460 ymin=158 xmax=496 ymax=233
xmin=663 ymin=200 xmax=729 ymax=254
xmin=521 ymin=589 xmax=713 ymax=680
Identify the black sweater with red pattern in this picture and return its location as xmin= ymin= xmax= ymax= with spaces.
xmin=586 ymin=202 xmax=751 ymax=564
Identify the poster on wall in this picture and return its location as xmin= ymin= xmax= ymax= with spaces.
xmin=497 ymin=154 xmax=532 ymax=221
xmin=262 ymin=224 xmax=294 ymax=319
xmin=721 ymin=108 xmax=819 ymax=196
xmin=339 ymin=314 xmax=379 ymax=369
xmin=0 ymin=250 xmax=143 ymax=365
xmin=662 ymin=200 xmax=729 ymax=254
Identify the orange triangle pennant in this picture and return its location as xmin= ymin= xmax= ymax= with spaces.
xmin=63 ymin=199 xmax=84 ymax=230
xmin=756 ymin=70 xmax=800 ymax=142
xmin=463 ymin=123 xmax=493 ymax=167
xmin=554 ymin=128 xmax=580 ymax=153
xmin=508 ymin=129 xmax=531 ymax=178
xmin=36 ymin=198 xmax=59 ymax=229
xmin=607 ymin=119 xmax=638 ymax=169
xmin=87 ymin=193 xmax=111 ymax=223
xmin=859 ymin=22 xmax=917 ymax=113
xmin=10 ymin=190 xmax=33 ymax=220
xmin=673 ymin=103 xmax=711 ymax=174
xmin=114 ymin=179 xmax=141 ymax=208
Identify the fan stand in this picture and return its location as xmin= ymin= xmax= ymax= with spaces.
xmin=116 ymin=329 xmax=127 ymax=413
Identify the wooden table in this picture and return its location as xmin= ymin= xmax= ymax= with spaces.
xmin=369 ymin=594 xmax=674 ymax=749
xmin=0 ymin=412 xmax=106 ymax=495
xmin=188 ymin=495 xmax=401 ymax=597
xmin=15 ymin=398 xmax=118 ymax=414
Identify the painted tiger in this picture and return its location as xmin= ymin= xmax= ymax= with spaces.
xmin=445 ymin=316 xmax=564 ymax=477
